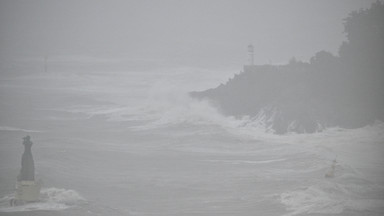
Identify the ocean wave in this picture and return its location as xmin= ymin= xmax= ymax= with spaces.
xmin=205 ymin=158 xmax=287 ymax=165
xmin=39 ymin=68 xmax=384 ymax=146
xmin=50 ymin=105 xmax=129 ymax=120
xmin=281 ymin=185 xmax=345 ymax=216
xmin=280 ymin=178 xmax=384 ymax=216
xmin=0 ymin=126 xmax=41 ymax=133
xmin=117 ymin=88 xmax=384 ymax=147
xmin=0 ymin=187 xmax=86 ymax=212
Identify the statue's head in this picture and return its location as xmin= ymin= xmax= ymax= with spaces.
xmin=23 ymin=135 xmax=31 ymax=141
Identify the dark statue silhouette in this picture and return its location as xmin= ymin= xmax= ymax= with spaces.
xmin=17 ymin=136 xmax=35 ymax=181
xmin=10 ymin=135 xmax=41 ymax=206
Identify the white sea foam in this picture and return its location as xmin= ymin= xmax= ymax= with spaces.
xmin=2 ymin=65 xmax=384 ymax=215
xmin=0 ymin=187 xmax=86 ymax=212
xmin=0 ymin=126 xmax=41 ymax=133
xmin=206 ymin=158 xmax=287 ymax=165
xmin=281 ymin=185 xmax=345 ymax=216
xmin=280 ymin=176 xmax=384 ymax=216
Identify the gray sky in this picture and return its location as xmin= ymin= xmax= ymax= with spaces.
xmin=0 ymin=0 xmax=377 ymax=67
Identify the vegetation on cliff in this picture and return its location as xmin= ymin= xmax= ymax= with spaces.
xmin=191 ymin=2 xmax=384 ymax=134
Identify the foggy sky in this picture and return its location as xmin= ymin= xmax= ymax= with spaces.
xmin=0 ymin=0 xmax=377 ymax=67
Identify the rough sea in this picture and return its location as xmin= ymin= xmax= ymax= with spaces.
xmin=0 ymin=60 xmax=383 ymax=215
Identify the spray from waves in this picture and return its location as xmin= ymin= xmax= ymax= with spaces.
xmin=110 ymin=77 xmax=324 ymax=139
xmin=0 ymin=187 xmax=86 ymax=212
xmin=129 ymin=94 xmax=242 ymax=130
xmin=102 ymin=78 xmax=273 ymax=137
xmin=40 ymin=187 xmax=86 ymax=205
xmin=122 ymin=88 xmax=332 ymax=141
xmin=281 ymin=185 xmax=345 ymax=216
xmin=56 ymin=76 xmax=384 ymax=145
xmin=280 ymin=179 xmax=384 ymax=216
xmin=55 ymin=76 xmax=252 ymax=131
xmin=41 ymin=67 xmax=384 ymax=144
xmin=31 ymin=66 xmax=319 ymax=138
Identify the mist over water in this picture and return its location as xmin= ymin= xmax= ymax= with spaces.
xmin=1 ymin=0 xmax=384 ymax=215
xmin=0 ymin=62 xmax=383 ymax=215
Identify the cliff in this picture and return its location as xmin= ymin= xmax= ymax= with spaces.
xmin=191 ymin=2 xmax=384 ymax=134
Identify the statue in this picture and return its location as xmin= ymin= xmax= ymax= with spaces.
xmin=11 ymin=135 xmax=41 ymax=206
xmin=17 ymin=136 xmax=35 ymax=181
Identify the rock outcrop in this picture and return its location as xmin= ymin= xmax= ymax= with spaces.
xmin=191 ymin=2 xmax=384 ymax=134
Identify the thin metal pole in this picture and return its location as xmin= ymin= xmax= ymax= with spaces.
xmin=44 ymin=56 xmax=47 ymax=73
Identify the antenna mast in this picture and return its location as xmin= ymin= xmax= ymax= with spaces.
xmin=44 ymin=56 xmax=47 ymax=73
xmin=247 ymin=44 xmax=254 ymax=65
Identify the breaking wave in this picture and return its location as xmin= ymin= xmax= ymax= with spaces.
xmin=280 ymin=174 xmax=384 ymax=216
xmin=0 ymin=126 xmax=41 ymax=133
xmin=56 ymin=83 xmax=384 ymax=144
xmin=0 ymin=187 xmax=86 ymax=212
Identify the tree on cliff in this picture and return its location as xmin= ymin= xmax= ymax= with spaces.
xmin=340 ymin=0 xmax=384 ymax=63
xmin=192 ymin=1 xmax=384 ymax=134
xmin=338 ymin=0 xmax=384 ymax=126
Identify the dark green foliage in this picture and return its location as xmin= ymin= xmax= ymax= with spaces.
xmin=191 ymin=2 xmax=384 ymax=133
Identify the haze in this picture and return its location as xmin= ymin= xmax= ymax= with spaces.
xmin=1 ymin=1 xmax=384 ymax=215
xmin=0 ymin=0 xmax=377 ymax=67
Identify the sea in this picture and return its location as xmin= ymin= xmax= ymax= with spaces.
xmin=0 ymin=58 xmax=383 ymax=216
